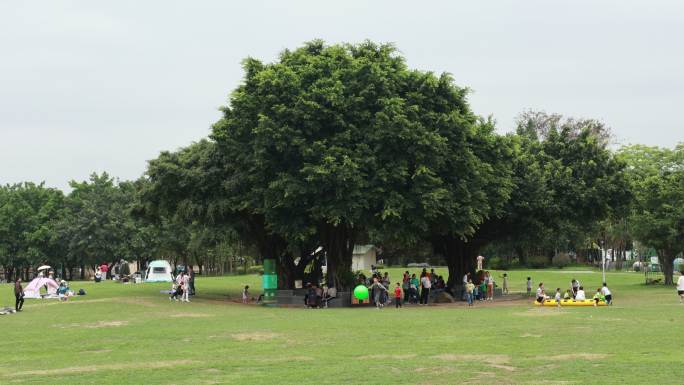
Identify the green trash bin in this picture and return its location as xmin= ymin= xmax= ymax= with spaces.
xmin=262 ymin=259 xmax=277 ymax=307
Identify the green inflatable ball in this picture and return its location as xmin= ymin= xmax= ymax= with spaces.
xmin=354 ymin=285 xmax=369 ymax=300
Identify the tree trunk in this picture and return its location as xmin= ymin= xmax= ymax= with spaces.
xmin=516 ymin=246 xmax=526 ymax=266
xmin=436 ymin=235 xmax=478 ymax=292
xmin=320 ymin=222 xmax=355 ymax=290
xmin=658 ymin=249 xmax=675 ymax=285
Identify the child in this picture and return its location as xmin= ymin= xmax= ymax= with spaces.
xmin=601 ymin=283 xmax=612 ymax=305
xmin=465 ymin=279 xmax=475 ymax=306
xmin=500 ymin=273 xmax=509 ymax=295
xmin=242 ymin=285 xmax=249 ymax=304
xmin=554 ymin=288 xmax=561 ymax=308
xmin=526 ymin=277 xmax=533 ymax=296
xmin=535 ymin=283 xmax=545 ymax=304
xmin=564 ymin=289 xmax=571 ymax=300
xmin=479 ymin=281 xmax=487 ymax=301
xmin=394 ymin=282 xmax=402 ymax=308
xmin=593 ymin=288 xmax=605 ymax=306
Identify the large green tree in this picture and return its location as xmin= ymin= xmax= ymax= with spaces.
xmin=618 ymin=144 xmax=684 ymax=284
xmin=211 ymin=40 xmax=494 ymax=289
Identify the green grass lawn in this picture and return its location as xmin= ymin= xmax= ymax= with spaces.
xmin=1 ymin=268 xmax=682 ymax=385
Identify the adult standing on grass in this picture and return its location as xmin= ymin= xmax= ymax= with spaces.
xmin=570 ymin=279 xmax=580 ymax=299
xmin=182 ymin=272 xmax=191 ymax=302
xmin=410 ymin=273 xmax=419 ymax=304
xmin=420 ymin=272 xmax=431 ymax=305
xmin=485 ymin=271 xmax=494 ymax=301
xmin=188 ymin=267 xmax=195 ymax=296
xmin=402 ymin=271 xmax=410 ymax=303
xmin=14 ymin=278 xmax=24 ymax=312
xmin=677 ymin=271 xmax=684 ymax=303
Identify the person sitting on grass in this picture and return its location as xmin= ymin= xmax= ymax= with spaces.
xmin=563 ymin=289 xmax=572 ymax=300
xmin=593 ymin=288 xmax=605 ymax=306
xmin=57 ymin=280 xmax=70 ymax=302
xmin=575 ymin=286 xmax=586 ymax=301
xmin=536 ymin=283 xmax=545 ymax=304
xmin=601 ymin=283 xmax=612 ymax=305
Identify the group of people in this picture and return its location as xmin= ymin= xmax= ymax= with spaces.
xmin=534 ymin=279 xmax=613 ymax=307
xmin=462 ymin=271 xmax=504 ymax=306
xmin=360 ymin=267 xmax=445 ymax=309
xmin=169 ymin=269 xmax=195 ymax=302
xmin=302 ymin=283 xmax=337 ymax=308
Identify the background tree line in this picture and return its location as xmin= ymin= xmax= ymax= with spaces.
xmin=2 ymin=41 xmax=683 ymax=286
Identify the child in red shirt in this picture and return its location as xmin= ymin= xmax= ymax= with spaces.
xmin=394 ymin=282 xmax=402 ymax=308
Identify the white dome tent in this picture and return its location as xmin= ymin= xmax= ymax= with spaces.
xmin=145 ymin=260 xmax=174 ymax=282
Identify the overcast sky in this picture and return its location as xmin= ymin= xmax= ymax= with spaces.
xmin=1 ymin=1 xmax=683 ymax=191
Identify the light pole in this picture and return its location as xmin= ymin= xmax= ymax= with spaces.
xmin=600 ymin=240 xmax=606 ymax=284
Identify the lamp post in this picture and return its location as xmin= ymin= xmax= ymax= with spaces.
xmin=600 ymin=240 xmax=606 ymax=284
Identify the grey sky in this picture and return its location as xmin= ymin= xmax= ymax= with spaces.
xmin=1 ymin=1 xmax=683 ymax=191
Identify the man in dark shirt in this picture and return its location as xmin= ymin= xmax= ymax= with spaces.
xmin=14 ymin=278 xmax=24 ymax=311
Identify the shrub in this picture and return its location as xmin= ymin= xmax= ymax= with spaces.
xmin=527 ymin=255 xmax=549 ymax=269
xmin=552 ymin=253 xmax=571 ymax=269
xmin=488 ymin=257 xmax=510 ymax=270
xmin=247 ymin=265 xmax=264 ymax=275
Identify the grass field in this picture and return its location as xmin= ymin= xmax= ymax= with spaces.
xmin=1 ymin=267 xmax=682 ymax=385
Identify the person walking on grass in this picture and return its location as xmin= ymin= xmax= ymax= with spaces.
xmin=394 ymin=282 xmax=402 ymax=308
xmin=677 ymin=271 xmax=684 ymax=303
xmin=14 ymin=278 xmax=24 ymax=312
xmin=242 ymin=285 xmax=250 ymax=304
xmin=419 ymin=272 xmax=432 ymax=305
xmin=368 ymin=277 xmax=388 ymax=309
xmin=526 ymin=277 xmax=533 ymax=296
xmin=554 ymin=288 xmax=562 ymax=308
xmin=465 ymin=279 xmax=475 ymax=306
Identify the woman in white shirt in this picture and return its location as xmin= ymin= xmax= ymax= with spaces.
xmin=677 ymin=273 xmax=684 ymax=303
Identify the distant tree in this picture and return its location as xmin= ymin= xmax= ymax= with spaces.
xmin=0 ymin=183 xmax=65 ymax=281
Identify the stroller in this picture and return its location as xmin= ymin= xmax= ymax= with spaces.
xmin=409 ymin=285 xmax=419 ymax=304
xmin=169 ymin=284 xmax=183 ymax=301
